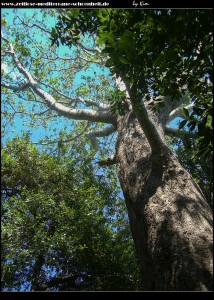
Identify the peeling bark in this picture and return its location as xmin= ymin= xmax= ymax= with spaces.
xmin=116 ymin=112 xmax=213 ymax=291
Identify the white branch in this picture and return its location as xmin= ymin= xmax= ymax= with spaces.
xmin=1 ymin=35 xmax=116 ymax=125
xmin=87 ymin=125 xmax=116 ymax=152
xmin=36 ymin=80 xmax=109 ymax=110
xmin=77 ymin=97 xmax=110 ymax=110
xmin=1 ymin=82 xmax=30 ymax=92
xmin=167 ymin=103 xmax=194 ymax=124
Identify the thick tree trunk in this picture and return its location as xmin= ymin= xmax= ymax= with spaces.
xmin=116 ymin=112 xmax=213 ymax=291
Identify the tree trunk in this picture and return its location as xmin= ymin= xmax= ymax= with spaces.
xmin=116 ymin=112 xmax=213 ymax=291
xmin=31 ymin=255 xmax=45 ymax=291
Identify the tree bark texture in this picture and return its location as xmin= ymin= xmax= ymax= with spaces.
xmin=116 ymin=112 xmax=213 ymax=291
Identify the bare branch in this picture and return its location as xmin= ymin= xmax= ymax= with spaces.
xmin=78 ymin=55 xmax=103 ymax=65
xmin=2 ymin=36 xmax=36 ymax=83
xmin=77 ymin=97 xmax=110 ymax=111
xmin=167 ymin=103 xmax=194 ymax=124
xmin=1 ymin=82 xmax=30 ymax=92
xmin=1 ymin=37 xmax=116 ymax=125
xmin=16 ymin=91 xmax=46 ymax=105
xmin=164 ymin=125 xmax=196 ymax=138
xmin=14 ymin=10 xmax=51 ymax=34
xmin=36 ymin=80 xmax=76 ymax=101
xmin=87 ymin=125 xmax=116 ymax=152
xmin=16 ymin=109 xmax=51 ymax=117
xmin=36 ymin=80 xmax=110 ymax=111
xmin=31 ymin=122 xmax=89 ymax=146
xmin=43 ymin=53 xmax=76 ymax=62
xmin=98 ymin=154 xmax=116 ymax=166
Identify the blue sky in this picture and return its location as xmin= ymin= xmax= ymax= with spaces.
xmin=1 ymin=8 xmax=114 ymax=155
xmin=1 ymin=10 xmax=121 ymax=292
xmin=1 ymin=8 xmax=182 ymax=153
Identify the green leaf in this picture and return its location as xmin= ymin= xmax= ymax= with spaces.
xmin=187 ymin=120 xmax=196 ymax=131
xmin=71 ymin=9 xmax=80 ymax=19
xmin=99 ymin=32 xmax=115 ymax=44
xmin=179 ymin=119 xmax=188 ymax=129
xmin=98 ymin=25 xmax=107 ymax=32
xmin=183 ymin=108 xmax=189 ymax=118
xmin=119 ymin=56 xmax=129 ymax=64
xmin=117 ymin=35 xmax=134 ymax=51
xmin=205 ymin=115 xmax=212 ymax=129
xmin=110 ymin=19 xmax=115 ymax=28
xmin=105 ymin=57 xmax=114 ymax=67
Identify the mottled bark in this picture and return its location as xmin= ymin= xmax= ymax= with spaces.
xmin=116 ymin=112 xmax=213 ymax=291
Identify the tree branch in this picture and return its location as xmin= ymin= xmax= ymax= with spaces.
xmin=14 ymin=11 xmax=51 ymax=34
xmin=115 ymin=74 xmax=193 ymax=154
xmin=1 ymin=82 xmax=30 ymax=92
xmin=77 ymin=97 xmax=110 ymax=111
xmin=32 ymin=80 xmax=110 ymax=111
xmin=164 ymin=125 xmax=196 ymax=138
xmin=167 ymin=103 xmax=194 ymax=124
xmin=31 ymin=122 xmax=89 ymax=146
xmin=1 ymin=35 xmax=116 ymax=125
xmin=134 ymin=101 xmax=167 ymax=153
xmin=97 ymin=154 xmax=116 ymax=166
xmin=125 ymin=80 xmax=167 ymax=154
xmin=87 ymin=125 xmax=116 ymax=152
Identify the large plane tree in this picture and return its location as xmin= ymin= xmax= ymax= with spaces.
xmin=1 ymin=9 xmax=213 ymax=291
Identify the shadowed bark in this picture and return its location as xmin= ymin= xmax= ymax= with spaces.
xmin=116 ymin=112 xmax=213 ymax=291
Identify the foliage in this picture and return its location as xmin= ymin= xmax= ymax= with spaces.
xmin=1 ymin=10 xmax=141 ymax=290
xmin=1 ymin=137 xmax=141 ymax=291
xmin=1 ymin=8 xmax=213 ymax=291
xmin=53 ymin=9 xmax=213 ymax=156
xmin=1 ymin=8 xmax=115 ymax=159
xmin=167 ymin=135 xmax=213 ymax=208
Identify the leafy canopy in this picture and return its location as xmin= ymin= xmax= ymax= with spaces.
xmin=1 ymin=136 xmax=140 ymax=291
xmin=53 ymin=9 xmax=213 ymax=156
